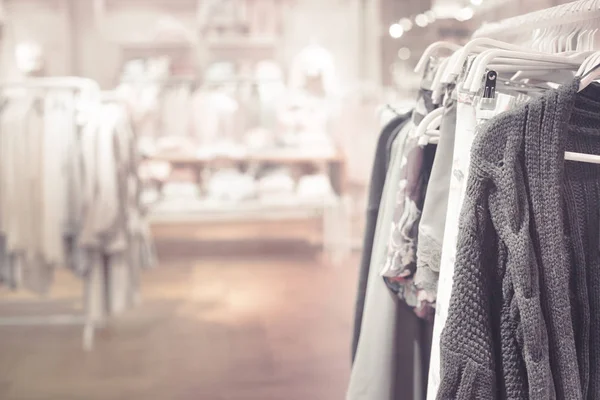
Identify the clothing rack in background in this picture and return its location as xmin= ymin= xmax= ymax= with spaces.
xmin=473 ymin=0 xmax=600 ymax=39
xmin=0 ymin=76 xmax=155 ymax=351
xmin=0 ymin=77 xmax=102 ymax=351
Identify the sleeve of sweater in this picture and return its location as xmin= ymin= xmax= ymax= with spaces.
xmin=437 ymin=176 xmax=499 ymax=400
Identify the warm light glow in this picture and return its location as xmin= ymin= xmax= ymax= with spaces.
xmin=455 ymin=7 xmax=474 ymax=21
xmin=425 ymin=10 xmax=436 ymax=23
xmin=399 ymin=17 xmax=413 ymax=31
xmin=398 ymin=47 xmax=411 ymax=61
xmin=470 ymin=0 xmax=483 ymax=5
xmin=389 ymin=23 xmax=404 ymax=39
xmin=415 ymin=14 xmax=429 ymax=28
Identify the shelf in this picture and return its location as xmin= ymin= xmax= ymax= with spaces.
xmin=148 ymin=198 xmax=339 ymax=244
xmin=148 ymin=149 xmax=347 ymax=196
xmin=148 ymin=197 xmax=337 ymax=223
xmin=151 ymin=215 xmax=325 ymax=244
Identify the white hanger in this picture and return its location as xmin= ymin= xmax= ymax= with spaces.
xmin=426 ymin=130 xmax=440 ymax=145
xmin=441 ymin=38 xmax=537 ymax=84
xmin=466 ymin=50 xmax=586 ymax=93
xmin=414 ymin=108 xmax=444 ymax=146
xmin=577 ymin=56 xmax=600 ymax=92
xmin=414 ymin=42 xmax=461 ymax=75
xmin=576 ymin=50 xmax=600 ymax=75
xmin=475 ymin=0 xmax=600 ymax=42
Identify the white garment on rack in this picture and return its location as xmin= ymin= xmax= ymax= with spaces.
xmin=79 ymin=105 xmax=122 ymax=248
xmin=42 ymin=92 xmax=76 ymax=266
xmin=0 ymin=99 xmax=29 ymax=244
xmin=0 ymin=96 xmax=56 ymax=292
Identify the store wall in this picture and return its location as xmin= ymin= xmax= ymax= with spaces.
xmin=72 ymin=0 xmax=198 ymax=87
xmin=1 ymin=0 xmax=381 ymax=89
xmin=70 ymin=0 xmax=116 ymax=87
xmin=1 ymin=0 xmax=70 ymax=79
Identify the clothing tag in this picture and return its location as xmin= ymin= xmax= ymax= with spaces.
xmin=483 ymin=70 xmax=497 ymax=98
xmin=480 ymin=70 xmax=497 ymax=110
xmin=476 ymin=91 xmax=517 ymax=122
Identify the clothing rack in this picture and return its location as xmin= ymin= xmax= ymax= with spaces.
xmin=425 ymin=2 xmax=600 ymax=399
xmin=0 ymin=77 xmax=103 ymax=351
xmin=473 ymin=0 xmax=600 ymax=39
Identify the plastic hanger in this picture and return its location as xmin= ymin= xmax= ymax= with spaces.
xmin=466 ymin=50 xmax=586 ymax=93
xmin=576 ymin=51 xmax=600 ymax=75
xmin=414 ymin=108 xmax=444 ymax=146
xmin=414 ymin=42 xmax=461 ymax=75
xmin=577 ymin=51 xmax=600 ymax=92
xmin=426 ymin=130 xmax=440 ymax=145
xmin=440 ymin=38 xmax=539 ymax=84
xmin=464 ymin=50 xmax=587 ymax=91
xmin=465 ymin=49 xmax=577 ymax=92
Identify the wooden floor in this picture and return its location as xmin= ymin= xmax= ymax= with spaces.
xmin=0 ymin=244 xmax=358 ymax=400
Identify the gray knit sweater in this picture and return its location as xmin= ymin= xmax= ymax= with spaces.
xmin=438 ymin=79 xmax=600 ymax=399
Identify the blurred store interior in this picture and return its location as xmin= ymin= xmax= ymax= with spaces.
xmin=0 ymin=0 xmax=585 ymax=399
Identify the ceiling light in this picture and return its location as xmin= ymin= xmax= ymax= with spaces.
xmin=455 ymin=7 xmax=474 ymax=21
xmin=397 ymin=47 xmax=411 ymax=61
xmin=389 ymin=23 xmax=404 ymax=39
xmin=470 ymin=0 xmax=483 ymax=5
xmin=399 ymin=18 xmax=413 ymax=31
xmin=425 ymin=10 xmax=436 ymax=23
xmin=415 ymin=14 xmax=429 ymax=28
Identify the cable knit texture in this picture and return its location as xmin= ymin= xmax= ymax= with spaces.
xmin=438 ymin=79 xmax=600 ymax=399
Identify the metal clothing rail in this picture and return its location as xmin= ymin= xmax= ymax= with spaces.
xmin=473 ymin=0 xmax=600 ymax=39
xmin=0 ymin=77 xmax=103 ymax=351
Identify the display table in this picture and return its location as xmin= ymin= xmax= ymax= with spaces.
xmin=149 ymin=150 xmax=347 ymax=196
xmin=146 ymin=150 xmax=349 ymax=259
xmin=149 ymin=199 xmax=332 ymax=244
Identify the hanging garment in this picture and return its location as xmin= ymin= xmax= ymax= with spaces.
xmin=79 ymin=107 xmax=117 ymax=248
xmin=42 ymin=92 xmax=74 ymax=267
xmin=0 ymin=93 xmax=80 ymax=291
xmin=437 ymin=79 xmax=600 ymax=399
xmin=352 ymin=113 xmax=410 ymax=361
xmin=348 ymin=122 xmax=412 ymax=400
xmin=20 ymin=100 xmax=50 ymax=293
xmin=61 ymin=93 xmax=83 ymax=237
xmin=414 ymin=90 xmax=456 ymax=299
xmin=380 ymin=89 xmax=437 ymax=318
xmin=77 ymin=102 xmax=151 ymax=315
